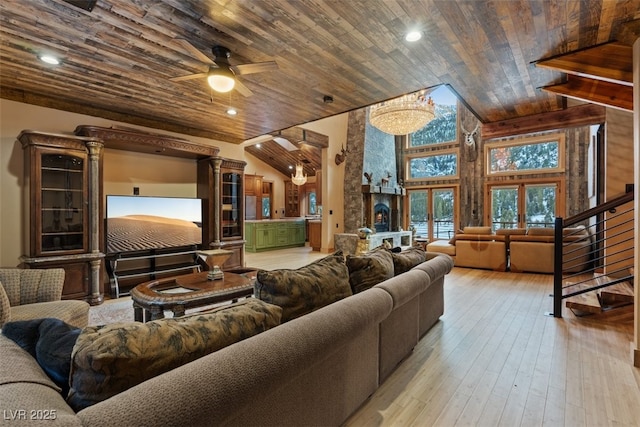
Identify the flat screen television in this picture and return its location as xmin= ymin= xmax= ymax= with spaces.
xmin=105 ymin=195 xmax=202 ymax=254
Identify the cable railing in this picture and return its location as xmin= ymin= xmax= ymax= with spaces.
xmin=552 ymin=190 xmax=634 ymax=318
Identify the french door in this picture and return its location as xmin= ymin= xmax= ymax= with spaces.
xmin=407 ymin=187 xmax=457 ymax=241
xmin=488 ymin=181 xmax=561 ymax=230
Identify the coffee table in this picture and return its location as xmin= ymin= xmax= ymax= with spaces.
xmin=130 ymin=271 xmax=254 ymax=322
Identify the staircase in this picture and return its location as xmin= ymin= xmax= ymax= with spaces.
xmin=552 ymin=190 xmax=635 ymax=319
xmin=564 ymin=271 xmax=634 ymax=322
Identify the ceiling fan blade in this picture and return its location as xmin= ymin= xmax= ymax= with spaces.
xmin=232 ymin=61 xmax=278 ymax=75
xmin=234 ymin=79 xmax=254 ymax=97
xmin=169 ymin=72 xmax=208 ymax=82
xmin=172 ymin=38 xmax=216 ymax=65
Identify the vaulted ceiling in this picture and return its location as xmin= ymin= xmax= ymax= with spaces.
xmin=1 ymin=1 xmax=639 ymax=177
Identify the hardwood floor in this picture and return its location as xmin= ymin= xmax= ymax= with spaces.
xmin=344 ymin=267 xmax=640 ymax=427
xmin=244 ymin=245 xmax=327 ymax=270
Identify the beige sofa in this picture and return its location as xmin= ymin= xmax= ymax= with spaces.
xmin=427 ymin=226 xmax=507 ymax=271
xmin=509 ymin=226 xmax=593 ymax=274
xmin=0 ymin=252 xmax=453 ymax=427
xmin=0 ymin=268 xmax=89 ymax=328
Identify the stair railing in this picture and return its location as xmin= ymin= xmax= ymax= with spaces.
xmin=552 ymin=190 xmax=634 ymax=318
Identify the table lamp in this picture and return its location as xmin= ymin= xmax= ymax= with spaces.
xmin=197 ymin=249 xmax=234 ymax=280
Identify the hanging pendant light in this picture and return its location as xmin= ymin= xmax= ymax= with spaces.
xmin=291 ymin=163 xmax=307 ymax=186
xmin=369 ymin=90 xmax=436 ymax=135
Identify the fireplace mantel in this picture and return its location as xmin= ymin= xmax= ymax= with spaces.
xmin=361 ymin=185 xmax=406 ymax=195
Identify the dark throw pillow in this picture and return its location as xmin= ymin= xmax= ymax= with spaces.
xmin=391 ymin=245 xmax=427 ymax=275
xmin=254 ymin=251 xmax=352 ymax=322
xmin=67 ymin=298 xmax=281 ymax=412
xmin=2 ymin=318 xmax=81 ymax=397
xmin=346 ymin=248 xmax=394 ymax=294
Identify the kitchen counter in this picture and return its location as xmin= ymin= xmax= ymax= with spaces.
xmin=245 ymin=220 xmax=306 ymax=252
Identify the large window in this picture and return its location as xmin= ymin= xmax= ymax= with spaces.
xmin=485 ymin=133 xmax=565 ymax=176
xmin=409 ymin=85 xmax=458 ymax=147
xmin=489 ymin=181 xmax=562 ymax=230
xmin=407 ymin=187 xmax=457 ymax=240
xmin=407 ymin=151 xmax=458 ymax=180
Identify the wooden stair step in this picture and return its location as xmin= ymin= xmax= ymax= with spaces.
xmin=565 ymin=289 xmax=603 ymax=315
xmin=600 ymin=281 xmax=634 ymax=305
xmin=577 ymin=304 xmax=635 ymax=324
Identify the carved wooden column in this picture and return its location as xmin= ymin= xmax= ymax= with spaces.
xmin=212 ymin=157 xmax=223 ymax=245
xmin=85 ymin=140 xmax=104 ymax=305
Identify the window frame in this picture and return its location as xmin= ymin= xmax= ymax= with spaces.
xmin=485 ymin=177 xmax=565 ymax=229
xmin=405 ymin=148 xmax=460 ymax=182
xmin=484 ymin=133 xmax=566 ymax=177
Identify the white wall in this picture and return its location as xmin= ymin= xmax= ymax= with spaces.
xmin=301 ymin=114 xmax=348 ymax=252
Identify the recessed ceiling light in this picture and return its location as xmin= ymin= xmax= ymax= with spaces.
xmin=38 ymin=55 xmax=60 ymax=65
xmin=256 ymin=143 xmax=262 ymax=148
xmin=226 ymin=108 xmax=237 ymax=116
xmin=405 ymin=31 xmax=422 ymax=42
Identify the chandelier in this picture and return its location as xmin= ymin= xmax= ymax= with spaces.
xmin=369 ymin=91 xmax=436 ymax=135
xmin=291 ymin=163 xmax=307 ymax=186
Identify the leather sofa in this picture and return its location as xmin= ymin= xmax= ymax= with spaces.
xmin=0 ymin=252 xmax=453 ymax=427
xmin=427 ymin=226 xmax=507 ymax=271
xmin=509 ymin=226 xmax=593 ymax=274
xmin=0 ymin=268 xmax=89 ymax=329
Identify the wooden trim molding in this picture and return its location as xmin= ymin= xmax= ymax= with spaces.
xmin=482 ymin=104 xmax=606 ymax=140
xmin=74 ymin=125 xmax=220 ymax=159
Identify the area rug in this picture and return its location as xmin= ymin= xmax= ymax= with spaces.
xmin=88 ymin=297 xmax=247 ymax=326
xmin=88 ymin=298 xmax=135 ymax=325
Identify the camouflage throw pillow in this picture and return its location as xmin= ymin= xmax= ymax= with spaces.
xmin=346 ymin=248 xmax=394 ymax=294
xmin=391 ymin=246 xmax=427 ymax=275
xmin=254 ymin=251 xmax=352 ymax=322
xmin=67 ymin=298 xmax=282 ymax=411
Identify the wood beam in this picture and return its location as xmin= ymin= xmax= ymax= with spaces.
xmin=0 ymin=87 xmax=243 ymax=144
xmin=482 ymin=103 xmax=606 ymax=140
xmin=276 ymin=127 xmax=329 ymax=149
xmin=541 ymin=75 xmax=633 ymax=112
xmin=535 ymin=42 xmax=633 ymax=86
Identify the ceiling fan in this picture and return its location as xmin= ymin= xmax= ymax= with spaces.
xmin=170 ymin=39 xmax=278 ymax=97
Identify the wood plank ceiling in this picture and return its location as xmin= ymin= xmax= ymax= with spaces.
xmin=1 ymin=0 xmax=639 ymax=178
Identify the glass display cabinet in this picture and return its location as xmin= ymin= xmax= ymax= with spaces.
xmin=19 ymin=131 xmax=104 ymax=304
xmin=197 ymin=156 xmax=246 ymax=270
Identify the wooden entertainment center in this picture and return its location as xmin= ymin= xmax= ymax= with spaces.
xmin=19 ymin=126 xmax=244 ymax=304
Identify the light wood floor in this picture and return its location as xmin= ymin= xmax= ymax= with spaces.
xmin=244 ymin=245 xmax=327 ymax=270
xmin=345 ymin=267 xmax=640 ymax=427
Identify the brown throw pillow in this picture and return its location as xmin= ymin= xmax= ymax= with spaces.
xmin=254 ymin=251 xmax=352 ymax=322
xmin=67 ymin=298 xmax=282 ymax=411
xmin=346 ymin=248 xmax=394 ymax=294
xmin=391 ymin=246 xmax=427 ymax=275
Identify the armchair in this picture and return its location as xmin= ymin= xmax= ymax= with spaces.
xmin=0 ymin=268 xmax=89 ymax=328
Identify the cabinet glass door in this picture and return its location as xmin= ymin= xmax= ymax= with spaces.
xmin=40 ymin=153 xmax=85 ymax=253
xmin=222 ymin=172 xmax=242 ymax=238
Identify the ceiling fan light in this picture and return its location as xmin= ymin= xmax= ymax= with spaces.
xmin=207 ymin=67 xmax=235 ymax=92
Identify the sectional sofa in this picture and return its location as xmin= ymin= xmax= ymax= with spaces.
xmin=0 ymin=250 xmax=453 ymax=427
xmin=427 ymin=225 xmax=593 ymax=274
xmin=427 ymin=226 xmax=507 ymax=271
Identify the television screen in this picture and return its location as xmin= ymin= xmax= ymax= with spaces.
xmin=105 ymin=195 xmax=202 ymax=254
